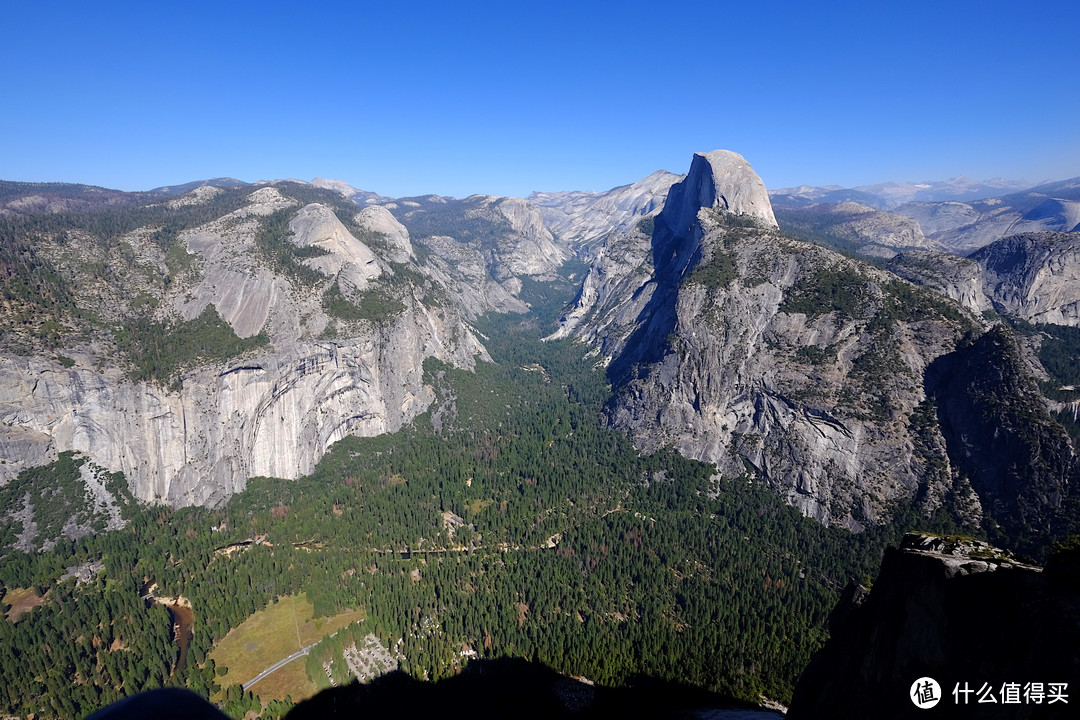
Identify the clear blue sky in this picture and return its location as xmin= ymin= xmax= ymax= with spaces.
xmin=2 ymin=1 xmax=1078 ymax=197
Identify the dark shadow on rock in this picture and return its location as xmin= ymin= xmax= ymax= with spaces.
xmin=284 ymin=656 xmax=757 ymax=720
xmin=788 ymin=535 xmax=1080 ymax=719
xmin=924 ymin=326 xmax=1079 ymax=557
xmin=605 ymin=200 xmax=704 ymax=390
xmin=82 ymin=688 xmax=230 ymax=720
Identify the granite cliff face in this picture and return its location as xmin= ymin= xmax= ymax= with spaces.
xmin=0 ymin=183 xmax=521 ymax=506
xmin=2 ymin=159 xmax=1077 ymax=540
xmin=556 ymin=151 xmax=969 ymax=528
xmin=788 ymin=533 xmax=1080 ymax=719
xmin=971 ymin=232 xmax=1080 ymax=326
xmin=661 ymin=150 xmax=777 ymax=234
xmin=890 ymin=232 xmax=1080 ymax=327
xmin=0 ymin=311 xmax=472 ymax=506
xmin=529 ymin=170 xmax=683 ymax=254
xmin=557 ymin=151 xmax=1080 ymax=538
xmin=386 ymin=193 xmax=571 ymax=287
xmin=887 ymin=251 xmax=994 ymax=315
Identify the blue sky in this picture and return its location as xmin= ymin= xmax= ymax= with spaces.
xmin=2 ymin=1 xmax=1078 ymax=197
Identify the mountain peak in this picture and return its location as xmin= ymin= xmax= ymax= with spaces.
xmin=659 ymin=150 xmax=777 ymax=237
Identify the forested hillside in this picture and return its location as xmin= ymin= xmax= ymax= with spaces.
xmin=0 ymin=290 xmax=963 ymax=718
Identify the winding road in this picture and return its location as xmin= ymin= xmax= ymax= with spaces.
xmin=241 ymin=641 xmax=320 ymax=691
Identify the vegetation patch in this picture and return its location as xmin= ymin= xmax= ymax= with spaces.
xmin=795 ymin=344 xmax=838 ymax=366
xmin=321 ymin=283 xmax=405 ymax=323
xmin=114 ymin=305 xmax=268 ymax=387
xmin=210 ymin=593 xmax=364 ymax=697
xmin=780 ymin=266 xmax=871 ymax=320
xmin=877 ymin=280 xmax=973 ymax=330
xmin=0 ymin=451 xmax=126 ymax=553
xmin=2 ymin=587 xmax=46 ymax=622
xmin=686 ymin=251 xmax=738 ymax=290
xmin=253 ymin=209 xmax=327 ymax=288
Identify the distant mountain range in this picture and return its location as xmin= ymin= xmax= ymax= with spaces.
xmin=770 ymin=176 xmax=1037 ymax=210
xmin=770 ymin=176 xmax=1080 ymax=256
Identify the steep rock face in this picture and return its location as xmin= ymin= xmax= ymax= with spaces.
xmin=414 ymin=234 xmax=530 ymax=318
xmin=788 ymin=533 xmax=1080 ymax=719
xmin=0 ymin=293 xmax=482 ymax=507
xmin=544 ymin=220 xmax=654 ymax=342
xmin=387 ymin=194 xmax=571 ymax=286
xmin=483 ymin=196 xmax=571 ymax=280
xmin=970 ymin=232 xmax=1080 ymax=326
xmin=0 ymin=185 xmax=493 ymax=505
xmin=178 ymin=188 xmax=297 ymax=339
xmin=888 ymin=250 xmax=993 ymax=315
xmin=355 ymin=205 xmax=414 ymax=263
xmin=603 ymin=225 xmax=974 ymax=529
xmin=288 ymin=203 xmax=385 ymax=292
xmin=529 ymin=170 xmax=683 ymax=253
xmin=560 ymin=151 xmax=981 ymax=529
xmin=661 ymin=150 xmax=777 ymax=237
xmin=817 ymin=201 xmax=930 ymax=249
xmin=925 ymin=327 xmax=1077 ymax=549
xmin=890 ymin=232 xmax=1080 ymax=329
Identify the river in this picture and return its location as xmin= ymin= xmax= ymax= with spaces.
xmin=142 ymin=582 xmax=195 ymax=676
xmin=165 ymin=602 xmax=194 ymax=675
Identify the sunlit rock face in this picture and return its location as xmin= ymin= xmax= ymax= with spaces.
xmin=0 ymin=185 xmax=493 ymax=506
xmin=556 ymin=150 xmax=1078 ymax=536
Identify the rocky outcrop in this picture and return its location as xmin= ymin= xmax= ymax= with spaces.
xmin=891 ymin=233 xmax=1080 ymax=328
xmin=414 ymin=235 xmax=529 ymax=319
xmin=0 ymin=300 xmax=481 ymax=507
xmin=925 ymin=326 xmax=1077 ymax=549
xmin=387 ymin=194 xmax=570 ymax=286
xmin=660 ymin=150 xmax=776 ymax=237
xmin=307 ymin=177 xmax=392 ymax=207
xmin=971 ymin=232 xmax=1080 ymax=326
xmin=775 ymin=201 xmax=937 ymax=258
xmin=179 ymin=189 xmax=298 ymax=339
xmin=288 ymin=203 xmax=385 ymax=292
xmin=888 ymin=250 xmax=993 ymax=314
xmin=562 ymin=151 xmax=1078 ymax=538
xmin=788 ymin=533 xmax=1080 ymax=719
xmin=355 ymin=206 xmax=414 ymax=263
xmin=602 ymin=228 xmax=975 ymax=529
xmin=558 ymin=151 xmax=984 ymax=530
xmin=0 ymin=185 xmax=493 ymax=505
xmin=482 ymin=196 xmax=571 ymax=280
xmin=529 ymin=170 xmax=683 ymax=253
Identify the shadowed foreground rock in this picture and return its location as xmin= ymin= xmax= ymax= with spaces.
xmin=82 ymin=659 xmax=781 ymax=720
xmin=787 ymin=533 xmax=1080 ymax=719
xmin=285 ymin=657 xmax=771 ymax=720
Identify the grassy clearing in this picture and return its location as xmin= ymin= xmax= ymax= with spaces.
xmin=3 ymin=587 xmax=46 ymax=622
xmin=246 ymin=658 xmax=322 ymax=702
xmin=210 ymin=593 xmax=363 ymax=701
